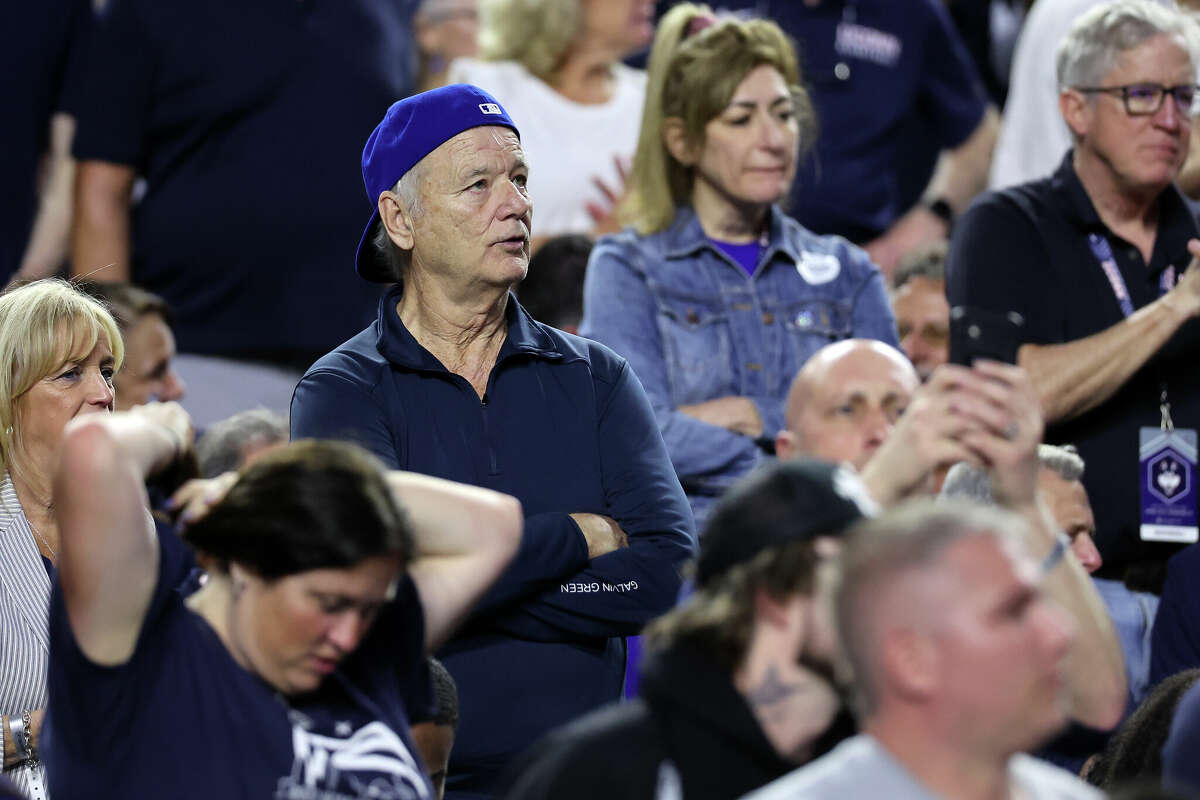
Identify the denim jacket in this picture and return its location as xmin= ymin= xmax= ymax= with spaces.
xmin=580 ymin=205 xmax=898 ymax=523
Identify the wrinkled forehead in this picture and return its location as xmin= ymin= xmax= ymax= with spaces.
xmin=423 ymin=126 xmax=525 ymax=181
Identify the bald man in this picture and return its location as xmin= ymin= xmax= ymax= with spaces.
xmin=776 ymin=340 xmax=919 ymax=471
xmin=776 ymin=340 xmax=1016 ymax=505
xmin=768 ymin=344 xmax=1127 ymax=748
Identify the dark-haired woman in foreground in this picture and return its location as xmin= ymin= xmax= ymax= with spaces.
xmin=43 ymin=403 xmax=521 ymax=799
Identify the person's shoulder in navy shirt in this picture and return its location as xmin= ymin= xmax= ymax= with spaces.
xmin=1164 ymin=681 xmax=1200 ymax=794
xmin=1151 ymin=543 xmax=1200 ymax=685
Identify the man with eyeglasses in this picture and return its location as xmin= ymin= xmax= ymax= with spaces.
xmin=948 ymin=0 xmax=1200 ymax=708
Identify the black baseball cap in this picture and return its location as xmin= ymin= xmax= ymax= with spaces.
xmin=696 ymin=459 xmax=878 ymax=587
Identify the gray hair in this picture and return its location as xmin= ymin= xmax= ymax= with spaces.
xmin=892 ymin=241 xmax=947 ymax=291
xmin=370 ymin=165 xmax=425 ymax=284
xmin=834 ymin=500 xmax=1026 ymax=719
xmin=1038 ymin=443 xmax=1085 ymax=482
xmin=940 ymin=444 xmax=1086 ymax=505
xmin=196 ymin=408 xmax=289 ymax=478
xmin=1057 ymin=1 xmax=1200 ymax=90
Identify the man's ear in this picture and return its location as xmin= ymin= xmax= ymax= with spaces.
xmin=662 ymin=117 xmax=699 ymax=167
xmin=1059 ymin=89 xmax=1091 ymax=142
xmin=775 ymin=429 xmax=797 ymax=460
xmin=378 ymin=192 xmax=416 ymax=254
xmin=880 ymin=628 xmax=938 ymax=701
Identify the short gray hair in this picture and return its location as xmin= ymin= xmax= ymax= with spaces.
xmin=892 ymin=241 xmax=947 ymax=291
xmin=370 ymin=165 xmax=425 ymax=284
xmin=1057 ymin=1 xmax=1200 ymax=90
xmin=196 ymin=408 xmax=289 ymax=478
xmin=940 ymin=444 xmax=1086 ymax=505
xmin=834 ymin=500 xmax=1026 ymax=718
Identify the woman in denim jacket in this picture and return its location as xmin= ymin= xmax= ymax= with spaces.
xmin=580 ymin=5 xmax=898 ymax=526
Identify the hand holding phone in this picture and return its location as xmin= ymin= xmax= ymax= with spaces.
xmin=949 ymin=306 xmax=1025 ymax=366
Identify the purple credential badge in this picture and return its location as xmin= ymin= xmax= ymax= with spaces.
xmin=1140 ymin=427 xmax=1199 ymax=543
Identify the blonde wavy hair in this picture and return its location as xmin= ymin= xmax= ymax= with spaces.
xmin=623 ymin=4 xmax=815 ymax=234
xmin=0 ymin=280 xmax=125 ymax=477
xmin=478 ymin=0 xmax=582 ymax=82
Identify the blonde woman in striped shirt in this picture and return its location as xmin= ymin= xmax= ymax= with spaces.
xmin=0 ymin=279 xmax=123 ymax=798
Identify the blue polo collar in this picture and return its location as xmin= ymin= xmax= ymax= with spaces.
xmin=374 ymin=283 xmax=564 ymax=371
xmin=661 ymin=205 xmax=803 ymax=269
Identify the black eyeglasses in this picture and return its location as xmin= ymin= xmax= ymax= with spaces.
xmin=1073 ymin=83 xmax=1200 ymax=116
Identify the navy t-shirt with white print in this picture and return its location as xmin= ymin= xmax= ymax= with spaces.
xmin=43 ymin=534 xmax=434 ymax=800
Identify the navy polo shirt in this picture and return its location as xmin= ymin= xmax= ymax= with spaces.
xmin=73 ymin=0 xmax=418 ymax=363
xmin=291 ymin=287 xmax=696 ymax=794
xmin=947 ymin=152 xmax=1200 ymax=576
xmin=716 ymin=0 xmax=987 ymax=242
xmin=0 ymin=0 xmax=90 ymax=282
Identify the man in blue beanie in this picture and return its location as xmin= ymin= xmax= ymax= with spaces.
xmin=291 ymin=84 xmax=696 ymax=799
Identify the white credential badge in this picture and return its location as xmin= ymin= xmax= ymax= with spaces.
xmin=796 ymin=251 xmax=841 ymax=285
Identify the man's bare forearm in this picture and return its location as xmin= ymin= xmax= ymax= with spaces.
xmin=1019 ymin=290 xmax=1194 ymax=424
xmin=925 ymin=106 xmax=1001 ymax=213
xmin=17 ymin=114 xmax=77 ymax=281
xmin=71 ymin=160 xmax=136 ymax=281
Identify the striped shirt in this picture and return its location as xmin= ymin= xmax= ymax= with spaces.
xmin=0 ymin=474 xmax=51 ymax=799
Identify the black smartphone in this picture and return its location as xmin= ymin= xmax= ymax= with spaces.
xmin=949 ymin=306 xmax=1026 ymax=366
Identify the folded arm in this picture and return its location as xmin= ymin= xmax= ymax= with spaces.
xmin=480 ymin=362 xmax=696 ymax=641
xmin=580 ymin=239 xmax=763 ymax=487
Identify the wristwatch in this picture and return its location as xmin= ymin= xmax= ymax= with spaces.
xmin=923 ymin=197 xmax=955 ymax=231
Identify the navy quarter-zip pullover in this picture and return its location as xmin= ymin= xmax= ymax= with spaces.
xmin=291 ymin=286 xmax=696 ymax=797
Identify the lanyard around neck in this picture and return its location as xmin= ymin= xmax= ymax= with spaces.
xmin=1086 ymin=232 xmax=1180 ymax=428
xmin=1085 ymin=233 xmax=1175 ymax=318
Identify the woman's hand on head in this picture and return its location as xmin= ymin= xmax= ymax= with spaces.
xmin=128 ymin=401 xmax=194 ymax=455
xmin=169 ymin=471 xmax=238 ymax=525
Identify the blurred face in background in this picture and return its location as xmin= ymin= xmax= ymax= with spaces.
xmin=114 ymin=312 xmax=185 ymax=410
xmin=1039 ymin=468 xmax=1103 ymax=574
xmin=578 ymin=0 xmax=655 ymax=56
xmin=892 ymin=276 xmax=949 ymax=382
xmin=416 ymin=0 xmax=479 ymax=69
xmin=928 ymin=536 xmax=1075 ymax=754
